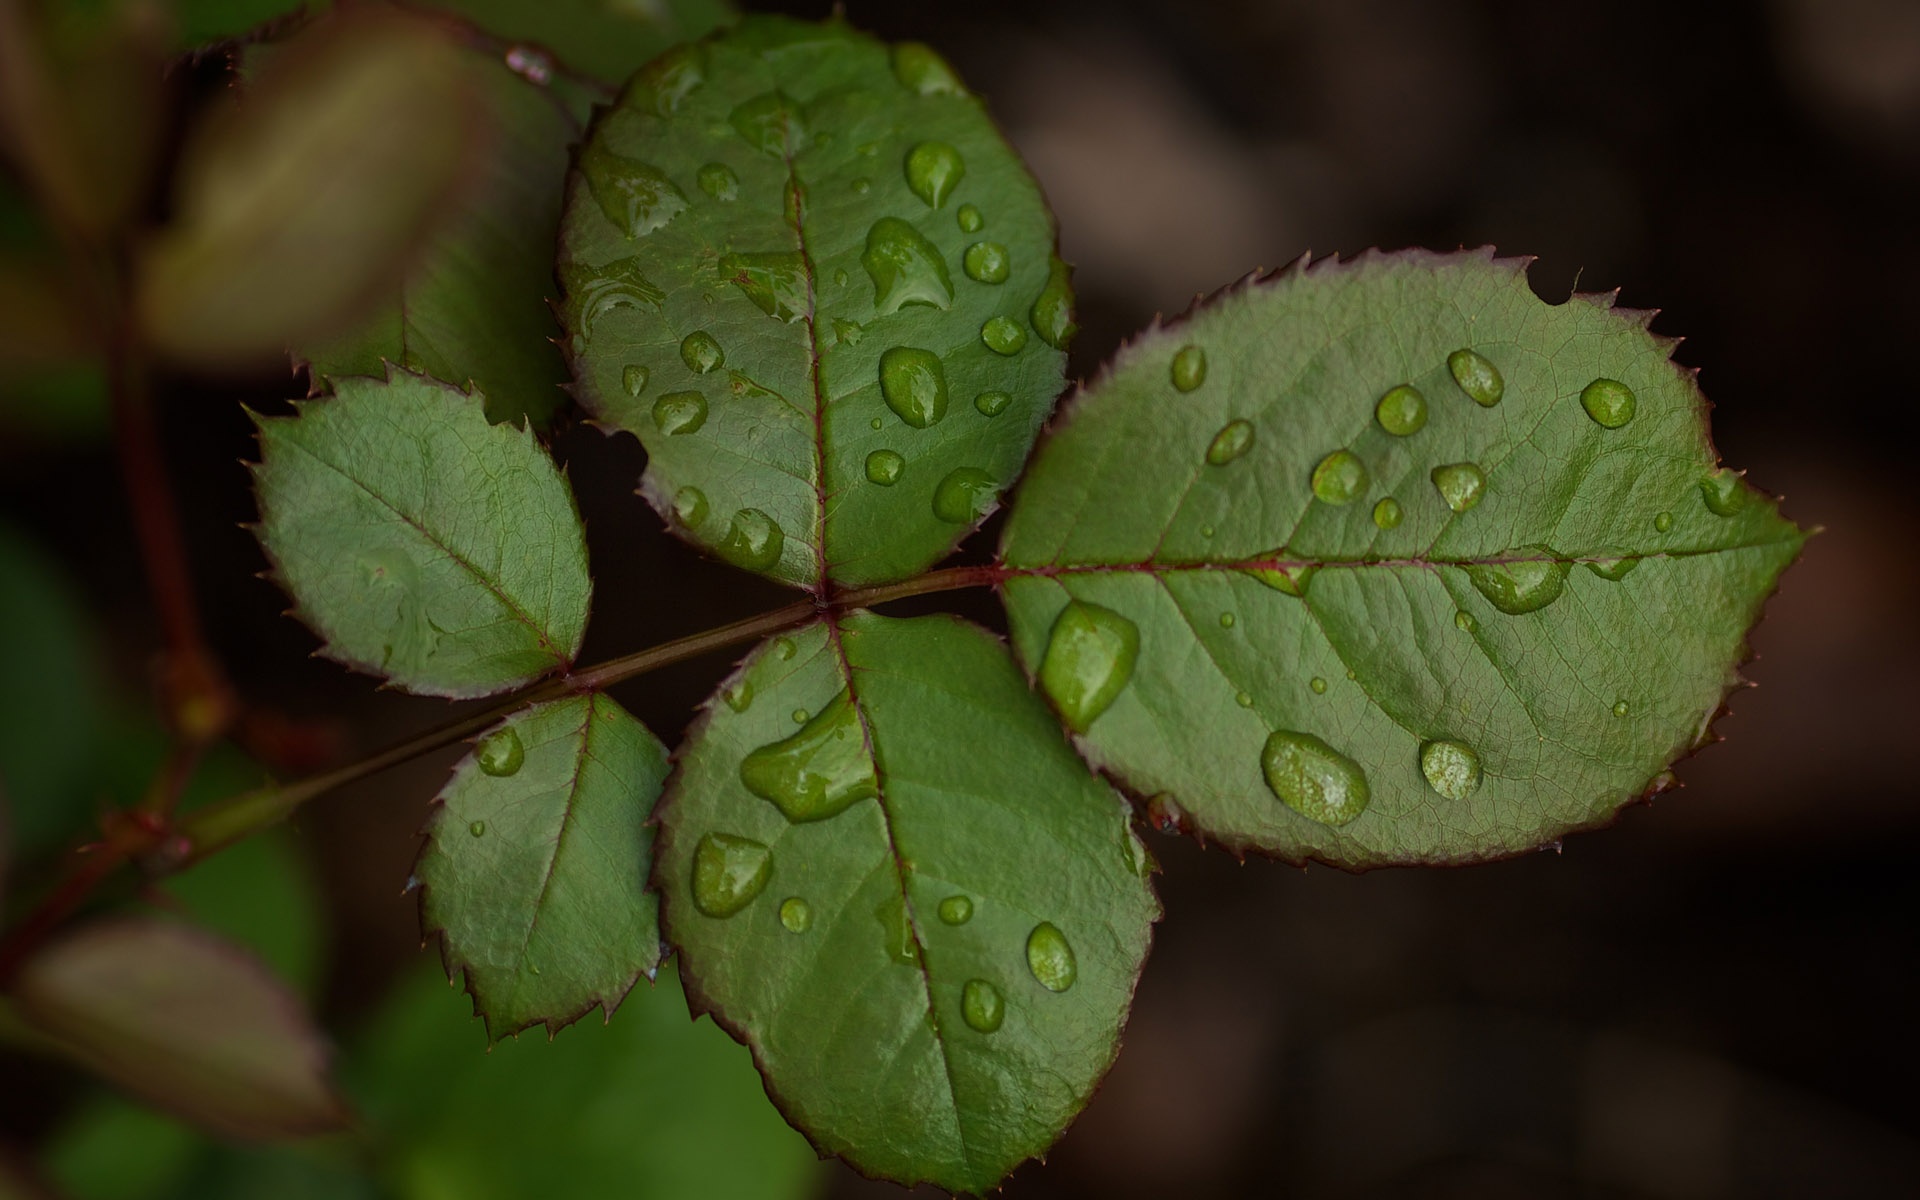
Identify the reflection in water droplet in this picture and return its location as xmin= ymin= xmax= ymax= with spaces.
xmin=1310 ymin=676 xmax=1328 ymax=694
xmin=729 ymin=90 xmax=808 ymax=156
xmin=1031 ymin=256 xmax=1077 ymax=349
xmin=1027 ymin=922 xmax=1077 ymax=992
xmin=672 ymin=486 xmax=708 ymax=528
xmin=620 ymin=44 xmax=704 ymax=115
xmin=723 ymin=680 xmax=753 ymax=713
xmin=1448 ymin=349 xmax=1504 ymax=407
xmin=622 ymin=364 xmax=649 ymax=397
xmin=1454 ymin=610 xmax=1478 ymax=633
xmin=1612 ymin=700 xmax=1630 ymax=718
xmin=477 ymin=727 xmax=523 ymax=777
xmin=980 ymin=315 xmax=1027 ymax=355
xmin=779 ymin=897 xmax=813 ymax=933
xmin=717 ymin=509 xmax=784 ymax=571
xmin=1372 ymin=497 xmax=1403 ymax=530
xmin=1580 ymin=378 xmax=1636 ymax=428
xmin=963 ymin=241 xmax=1010 ymax=283
xmin=1654 ymin=511 xmax=1674 ymax=533
xmin=580 ymin=141 xmax=689 ymax=238
xmin=719 ymin=252 xmax=809 ymax=322
xmin=904 ymin=141 xmax=964 ymax=207
xmin=680 ymin=331 xmax=724 ymax=374
xmin=1586 ymin=557 xmax=1641 ymax=581
xmin=739 ymin=690 xmax=877 ymax=823
xmin=1311 ymin=450 xmax=1368 ymax=504
xmin=863 ymin=218 xmax=954 ymax=314
xmin=1464 ymin=550 xmax=1570 ymax=615
xmin=957 ymin=203 xmax=983 ymax=232
xmin=1700 ymin=468 xmax=1744 ymax=516
xmin=469 ymin=820 xmax=486 ymax=837
xmin=691 ymin=832 xmax=771 ymax=918
xmin=932 ymin=467 xmax=997 ymax=524
xmin=1419 ymin=739 xmax=1482 ymax=800
xmin=878 ymin=346 xmax=948 ymax=427
xmin=1040 ymin=600 xmax=1140 ymax=733
xmin=1262 ymin=730 xmax=1369 ymax=826
xmin=1430 ymin=462 xmax=1486 ymax=513
xmin=875 ymin=898 xmax=918 ymax=966
xmin=892 ymin=42 xmax=963 ymax=95
xmin=962 ymin=979 xmax=1004 ymax=1032
xmin=1171 ymin=345 xmax=1206 ymax=392
xmin=865 ymin=449 xmax=905 ymax=486
xmin=1207 ymin=420 xmax=1255 ymax=466
xmin=938 ymin=895 xmax=973 ymax=925
xmin=1375 ymin=385 xmax=1427 ymax=435
xmin=974 ymin=390 xmax=1011 ymax=417
xmin=696 ymin=162 xmax=739 ymax=202
xmin=651 ymin=390 xmax=707 ymax=435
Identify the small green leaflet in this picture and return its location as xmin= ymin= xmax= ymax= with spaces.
xmin=656 ymin=613 xmax=1156 ymax=1192
xmin=418 ymin=694 xmax=669 ymax=1038
xmin=560 ymin=16 xmax=1071 ymax=588
xmin=999 ymin=250 xmax=1805 ymax=866
xmin=252 ymin=369 xmax=590 ymax=698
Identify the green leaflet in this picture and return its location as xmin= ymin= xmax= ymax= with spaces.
xmin=560 ymin=16 xmax=1069 ymax=588
xmin=999 ymin=250 xmax=1805 ymax=866
xmin=418 ymin=694 xmax=669 ymax=1037
xmin=656 ymin=613 xmax=1156 ymax=1192
xmin=252 ymin=369 xmax=590 ymax=698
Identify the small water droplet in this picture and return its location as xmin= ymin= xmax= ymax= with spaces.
xmin=956 ymin=203 xmax=984 ymax=232
xmin=673 ymin=486 xmax=707 ymax=527
xmin=1026 ymin=922 xmax=1077 ymax=992
xmin=1586 ymin=557 xmax=1640 ymax=581
xmin=622 ymin=364 xmax=649 ymax=397
xmin=718 ymin=251 xmax=808 ymax=322
xmin=1430 ymin=462 xmax=1486 ymax=513
xmin=1311 ymin=449 xmax=1368 ymax=504
xmin=1464 ymin=550 xmax=1571 ymax=615
xmin=1310 ymin=676 xmax=1328 ymax=694
xmin=1039 ymin=600 xmax=1140 ymax=733
xmin=620 ymin=44 xmax=704 ymax=115
xmin=1236 ymin=691 xmax=1253 ymax=707
xmin=1700 ymin=467 xmax=1744 ymax=516
xmin=680 ymin=331 xmax=724 ymax=374
xmin=717 ymin=508 xmax=784 ymax=571
xmin=904 ymin=141 xmax=964 ymax=207
xmin=1262 ymin=730 xmax=1369 ymax=826
xmin=504 ymin=45 xmax=552 ymax=85
xmin=869 ymin=416 xmax=883 ymax=430
xmin=1419 ymin=739 xmax=1482 ymax=800
xmin=963 ymin=241 xmax=1010 ymax=283
xmin=774 ymin=637 xmax=797 ymax=660
xmin=874 ymin=897 xmax=918 ymax=966
xmin=790 ymin=708 xmax=809 ymax=724
xmin=1147 ymin=793 xmax=1185 ymax=833
xmin=1375 ymin=384 xmax=1427 ymax=435
xmin=938 ymin=895 xmax=973 ymax=925
xmin=651 ymin=390 xmax=707 ymax=435
xmin=932 ymin=467 xmax=997 ymax=524
xmin=723 ymin=680 xmax=754 ymax=712
xmin=580 ymin=141 xmax=689 ymax=238
xmin=779 ymin=897 xmax=813 ymax=933
xmin=851 ymin=177 xmax=871 ymax=195
xmin=1219 ymin=612 xmax=1236 ymax=629
xmin=1612 ymin=699 xmax=1630 ymax=718
xmin=1207 ymin=419 xmax=1255 ymax=465
xmin=892 ymin=41 xmax=963 ymax=94
xmin=962 ymin=979 xmax=1004 ymax=1032
xmin=729 ymin=90 xmax=808 ymax=156
xmin=1654 ymin=510 xmax=1674 ymax=533
xmin=1201 ymin=525 xmax=1215 ymax=538
xmin=1646 ymin=770 xmax=1678 ymax=795
xmin=1447 ymin=349 xmax=1504 ymax=407
xmin=974 ymin=390 xmax=1011 ymax=416
xmin=879 ymin=346 xmax=949 ymax=427
xmin=739 ymin=689 xmax=877 ymax=823
xmin=980 ymin=315 xmax=1028 ymax=355
xmin=476 ymin=727 xmax=523 ymax=777
xmin=696 ymin=162 xmax=739 ymax=202
xmin=1454 ymin=609 xmax=1478 ymax=633
xmin=1030 ymin=256 xmax=1077 ymax=349
xmin=691 ymin=832 xmax=772 ymax=918
xmin=865 ymin=449 xmax=905 ymax=486
xmin=863 ymin=218 xmax=953 ymax=314
xmin=1580 ymin=378 xmax=1637 ymax=428
xmin=1246 ymin=561 xmax=1314 ymax=596
xmin=1372 ymin=496 xmax=1403 ymax=530
xmin=469 ymin=820 xmax=486 ymax=837
xmin=1170 ymin=344 xmax=1206 ymax=392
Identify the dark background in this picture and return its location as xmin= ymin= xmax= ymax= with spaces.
xmin=5 ymin=0 xmax=1917 ymax=1196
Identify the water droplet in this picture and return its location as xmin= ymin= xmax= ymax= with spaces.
xmin=974 ymin=390 xmax=1011 ymax=417
xmin=1454 ymin=609 xmax=1478 ymax=633
xmin=1171 ymin=345 xmax=1206 ymax=392
xmin=956 ymin=203 xmax=983 ymax=232
xmin=1580 ymin=378 xmax=1637 ymax=428
xmin=851 ymin=177 xmax=871 ymax=195
xmin=719 ymin=252 xmax=809 ymax=322
xmin=963 ymin=241 xmax=1010 ymax=283
xmin=1646 ymin=770 xmax=1678 ymax=795
xmin=875 ymin=897 xmax=918 ymax=966
xmin=559 ymin=258 xmax=664 ymax=341
xmin=696 ymin=162 xmax=739 ymax=201
xmin=962 ymin=979 xmax=1004 ymax=1032
xmin=779 ymin=897 xmax=813 ymax=933
xmin=723 ymin=680 xmax=753 ymax=712
xmin=469 ymin=820 xmax=486 ymax=837
xmin=1207 ymin=420 xmax=1255 ymax=465
xmin=980 ymin=315 xmax=1028 ymax=355
xmin=717 ymin=509 xmax=784 ymax=571
xmin=1430 ymin=462 xmax=1486 ymax=513
xmin=1612 ymin=699 xmax=1630 ymax=718
xmin=1030 ymin=256 xmax=1076 ymax=349
xmin=1419 ymin=739 xmax=1482 ymax=800
xmin=1246 ymin=561 xmax=1315 ymax=596
xmin=1147 ymin=793 xmax=1186 ymax=833
xmin=1586 ymin=557 xmax=1641 ymax=581
xmin=580 ymin=141 xmax=689 ymax=238
xmin=1374 ymin=384 xmax=1428 ymax=435
xmin=620 ymin=44 xmax=704 ymax=115
xmin=879 ymin=346 xmax=949 ymax=427
xmin=729 ymin=90 xmax=808 ymax=156
xmin=1040 ymin=600 xmax=1139 ymax=733
xmin=622 ymin=364 xmax=649 ymax=397
xmin=1261 ymin=730 xmax=1369 ymax=826
xmin=691 ymin=832 xmax=772 ymax=918
xmin=651 ymin=390 xmax=707 ymax=435
xmin=774 ymin=637 xmax=797 ymax=660
xmin=791 ymin=708 xmax=809 ymax=724
xmin=1463 ymin=550 xmax=1571 ymax=615
xmin=739 ymin=689 xmax=877 ymax=823
xmin=862 ymin=218 xmax=954 ymax=314
xmin=1219 ymin=612 xmax=1236 ymax=629
xmin=869 ymin=416 xmax=883 ymax=430
xmin=1310 ymin=676 xmax=1328 ymax=694
xmin=505 ymin=45 xmax=552 ymax=85
xmin=1372 ymin=496 xmax=1403 ymax=530
xmin=680 ymin=331 xmax=724 ymax=374
xmin=1654 ymin=510 xmax=1674 ymax=533
xmin=1311 ymin=450 xmax=1368 ymax=504
xmin=1026 ymin=922 xmax=1077 ymax=992
xmin=1700 ymin=467 xmax=1744 ymax=516
xmin=865 ymin=449 xmax=905 ymax=486
xmin=835 ymin=318 xmax=865 ymax=346
xmin=892 ymin=41 xmax=963 ymax=95
xmin=673 ymin=486 xmax=707 ymax=527
xmin=932 ymin=467 xmax=997 ymax=524
xmin=1236 ymin=691 xmax=1253 ymax=707
xmin=1447 ymin=348 xmax=1504 ymax=406
xmin=938 ymin=895 xmax=973 ymax=925
xmin=1201 ymin=525 xmax=1215 ymax=538
xmin=904 ymin=141 xmax=964 ymax=207
xmin=476 ymin=727 xmax=523 ymax=777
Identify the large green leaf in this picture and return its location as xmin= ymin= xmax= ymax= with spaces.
xmin=417 ymin=693 xmax=669 ymax=1037
xmin=656 ymin=612 xmax=1157 ymax=1192
xmin=559 ymin=15 xmax=1071 ymax=588
xmin=999 ymin=250 xmax=1805 ymax=867
xmin=252 ymin=368 xmax=590 ymax=698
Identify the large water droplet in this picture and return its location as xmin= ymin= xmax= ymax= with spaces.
xmin=620 ymin=44 xmax=704 ymax=115
xmin=957 ymin=203 xmax=984 ymax=232
xmin=696 ymin=162 xmax=739 ymax=202
xmin=673 ymin=486 xmax=707 ymax=528
xmin=862 ymin=218 xmax=954 ymax=314
xmin=938 ymin=895 xmax=973 ymax=925
xmin=980 ymin=315 xmax=1027 ymax=355
xmin=1206 ymin=419 xmax=1254 ymax=465
xmin=865 ymin=449 xmax=904 ymax=486
xmin=1700 ymin=468 xmax=1744 ymax=516
xmin=962 ymin=979 xmax=1004 ymax=1032
xmin=691 ymin=832 xmax=772 ymax=918
xmin=1030 ymin=256 xmax=1077 ymax=349
xmin=622 ymin=364 xmax=649 ymax=397
xmin=875 ymin=898 xmax=918 ymax=966
xmin=904 ymin=141 xmax=964 ymax=207
xmin=1039 ymin=600 xmax=1139 ymax=733
xmin=717 ymin=509 xmax=784 ymax=571
xmin=559 ymin=258 xmax=663 ymax=342
xmin=1430 ymin=462 xmax=1486 ymax=513
xmin=1586 ymin=557 xmax=1640 ymax=581
xmin=739 ymin=689 xmax=876 ymax=823
xmin=1261 ymin=730 xmax=1369 ymax=826
xmin=974 ymin=390 xmax=1011 ymax=417
xmin=723 ymin=680 xmax=753 ymax=713
xmin=1311 ymin=450 xmax=1368 ymax=504
xmin=779 ymin=897 xmax=813 ymax=933
xmin=1372 ymin=497 xmax=1404 ymax=530
xmin=580 ymin=141 xmax=689 ymax=238
xmin=1580 ymin=378 xmax=1637 ymax=428
xmin=1171 ymin=344 xmax=1206 ymax=392
xmin=729 ymin=90 xmax=808 ymax=156
xmin=879 ymin=346 xmax=948 ymax=427
xmin=680 ymin=331 xmax=724 ymax=374
xmin=932 ymin=467 xmax=996 ymax=524
xmin=1026 ymin=922 xmax=1077 ymax=992
xmin=719 ymin=252 xmax=809 ymax=323
xmin=1447 ymin=349 xmax=1504 ymax=407
xmin=892 ymin=41 xmax=963 ymax=95
xmin=1464 ymin=550 xmax=1570 ymax=615
xmin=1654 ymin=511 xmax=1674 ymax=533
xmin=1419 ymin=739 xmax=1482 ymax=800
xmin=1375 ymin=384 xmax=1427 ymax=435
xmin=476 ymin=727 xmax=523 ymax=777
xmin=651 ymin=390 xmax=707 ymax=435
xmin=963 ymin=241 xmax=1010 ymax=283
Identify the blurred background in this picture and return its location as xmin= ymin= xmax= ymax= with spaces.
xmin=1 ymin=0 xmax=1915 ymax=1196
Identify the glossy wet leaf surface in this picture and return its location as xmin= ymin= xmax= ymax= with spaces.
xmin=560 ymin=16 xmax=1068 ymax=588
xmin=656 ymin=612 xmax=1156 ymax=1191
xmin=1000 ymin=250 xmax=1804 ymax=866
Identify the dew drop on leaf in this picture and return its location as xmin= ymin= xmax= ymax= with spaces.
xmin=879 ymin=346 xmax=949 ymax=427
xmin=962 ymin=979 xmax=1004 ymax=1032
xmin=1030 ymin=256 xmax=1076 ymax=349
xmin=938 ymin=895 xmax=973 ymax=925
xmin=1039 ymin=600 xmax=1140 ymax=733
xmin=620 ymin=43 xmax=705 ymax=116
xmin=865 ymin=449 xmax=905 ymax=486
xmin=1311 ymin=449 xmax=1368 ymax=504
xmin=1580 ymin=377 xmax=1637 ymax=428
xmin=874 ymin=898 xmax=918 ymax=966
xmin=1375 ymin=384 xmax=1427 ymax=435
xmin=1372 ymin=496 xmax=1403 ymax=529
xmin=1447 ymin=348 xmax=1504 ymax=407
xmin=851 ymin=178 xmax=870 ymax=195
xmin=673 ymin=486 xmax=708 ymax=528
xmin=1700 ymin=467 xmax=1744 ymax=516
xmin=791 ymin=708 xmax=809 ymax=724
xmin=622 ymin=364 xmax=649 ymax=397
xmin=1586 ymin=557 xmax=1640 ymax=581
xmin=739 ymin=690 xmax=878 ymax=823
xmin=1454 ymin=609 xmax=1478 ymax=633
xmin=723 ymin=680 xmax=753 ymax=713
xmin=579 ymin=142 xmax=689 ymax=238
xmin=1247 ymin=561 xmax=1314 ymax=596
xmin=1261 ymin=730 xmax=1369 ymax=826
xmin=718 ymin=252 xmax=808 ymax=322
xmin=680 ymin=331 xmax=724 ymax=374
xmin=696 ymin=162 xmax=739 ymax=202
xmin=1310 ymin=676 xmax=1328 ymax=694
xmin=974 ymin=390 xmax=1011 ymax=417
xmin=980 ymin=315 xmax=1027 ymax=355
xmin=1026 ymin=922 xmax=1077 ymax=992
xmin=468 ymin=820 xmax=486 ymax=837
xmin=1463 ymin=551 xmax=1571 ymax=615
xmin=1612 ymin=700 xmax=1630 ymax=718
xmin=904 ymin=141 xmax=964 ymax=207
xmin=717 ymin=508 xmax=784 ymax=571
xmin=963 ymin=241 xmax=1010 ymax=283
xmin=1218 ymin=612 xmax=1235 ymax=628
xmin=779 ymin=897 xmax=813 ymax=933
xmin=651 ymin=390 xmax=707 ymax=435
xmin=1430 ymin=461 xmax=1486 ymax=513
xmin=1170 ymin=344 xmax=1206 ymax=392
xmin=862 ymin=218 xmax=954 ymax=314
xmin=691 ymin=832 xmax=772 ymax=918
xmin=931 ymin=467 xmax=996 ymax=524
xmin=1235 ymin=691 xmax=1253 ymax=707
xmin=476 ymin=727 xmax=523 ymax=777
xmin=956 ymin=202 xmax=983 ymax=232
xmin=1654 ymin=510 xmax=1674 ymax=533
xmin=729 ymin=90 xmax=808 ymax=157
xmin=891 ymin=41 xmax=963 ymax=95
xmin=774 ymin=637 xmax=796 ymax=661
xmin=1206 ymin=420 xmax=1254 ymax=466
xmin=1419 ymin=739 xmax=1482 ymax=800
